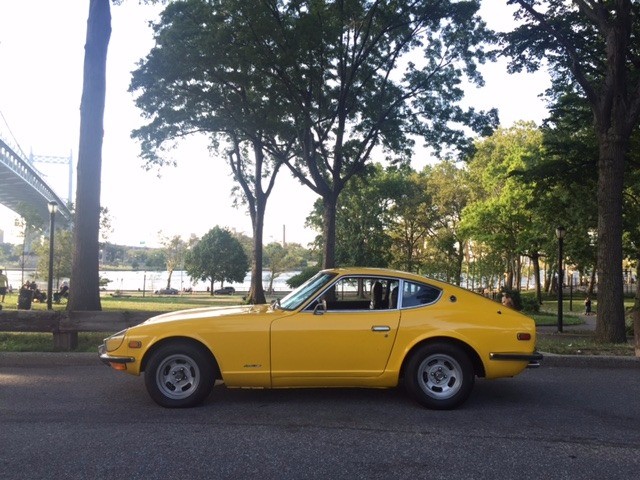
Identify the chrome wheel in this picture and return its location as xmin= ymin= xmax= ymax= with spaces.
xmin=145 ymin=342 xmax=215 ymax=408
xmin=416 ymin=353 xmax=463 ymax=400
xmin=405 ymin=342 xmax=474 ymax=410
xmin=155 ymin=353 xmax=201 ymax=400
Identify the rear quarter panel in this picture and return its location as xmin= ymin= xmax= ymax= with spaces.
xmin=386 ymin=285 xmax=537 ymax=379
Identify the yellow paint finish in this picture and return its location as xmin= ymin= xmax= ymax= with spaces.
xmin=270 ymin=309 xmax=400 ymax=385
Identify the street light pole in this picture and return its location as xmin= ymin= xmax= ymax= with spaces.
xmin=47 ymin=201 xmax=58 ymax=310
xmin=556 ymin=226 xmax=566 ymax=333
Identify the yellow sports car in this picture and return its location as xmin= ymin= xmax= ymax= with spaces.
xmin=99 ymin=268 xmax=541 ymax=409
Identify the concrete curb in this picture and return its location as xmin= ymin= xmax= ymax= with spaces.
xmin=0 ymin=351 xmax=638 ymax=369
xmin=0 ymin=352 xmax=100 ymax=367
xmin=539 ymin=352 xmax=639 ymax=369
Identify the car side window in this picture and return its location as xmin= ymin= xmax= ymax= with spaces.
xmin=309 ymin=276 xmax=399 ymax=312
xmin=401 ymin=281 xmax=441 ymax=308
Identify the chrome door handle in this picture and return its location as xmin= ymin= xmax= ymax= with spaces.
xmin=371 ymin=325 xmax=391 ymax=332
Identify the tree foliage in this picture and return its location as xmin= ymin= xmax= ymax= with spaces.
xmin=158 ymin=233 xmax=187 ymax=289
xmin=35 ymin=229 xmax=73 ymax=286
xmin=502 ymin=0 xmax=640 ymax=342
xmin=185 ymin=226 xmax=249 ymax=294
xmin=416 ymin=160 xmax=470 ymax=283
xmin=131 ymin=0 xmax=499 ymax=274
xmin=306 ymin=164 xmax=398 ymax=268
xmin=130 ymin=0 xmax=296 ymax=305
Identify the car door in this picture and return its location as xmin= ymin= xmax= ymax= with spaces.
xmin=270 ymin=276 xmax=401 ymax=384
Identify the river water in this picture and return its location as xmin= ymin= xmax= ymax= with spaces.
xmin=2 ymin=269 xmax=299 ymax=293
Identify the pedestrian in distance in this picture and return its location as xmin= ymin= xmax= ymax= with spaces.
xmin=584 ymin=296 xmax=592 ymax=315
xmin=501 ymin=292 xmax=515 ymax=309
xmin=0 ymin=269 xmax=8 ymax=303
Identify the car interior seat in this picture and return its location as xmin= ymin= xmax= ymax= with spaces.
xmin=370 ymin=281 xmax=383 ymax=309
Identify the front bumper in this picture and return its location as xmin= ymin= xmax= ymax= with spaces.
xmin=98 ymin=343 xmax=135 ymax=367
xmin=490 ymin=351 xmax=543 ymax=368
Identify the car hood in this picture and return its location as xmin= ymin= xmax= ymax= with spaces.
xmin=140 ymin=304 xmax=273 ymax=326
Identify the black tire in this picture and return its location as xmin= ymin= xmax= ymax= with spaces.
xmin=405 ymin=342 xmax=475 ymax=410
xmin=144 ymin=342 xmax=215 ymax=408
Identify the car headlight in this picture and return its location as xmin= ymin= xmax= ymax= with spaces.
xmin=102 ymin=329 xmax=127 ymax=352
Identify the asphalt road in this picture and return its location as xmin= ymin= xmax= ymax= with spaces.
xmin=1 ymin=353 xmax=639 ymax=480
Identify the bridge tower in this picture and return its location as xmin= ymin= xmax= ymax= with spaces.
xmin=29 ymin=150 xmax=74 ymax=204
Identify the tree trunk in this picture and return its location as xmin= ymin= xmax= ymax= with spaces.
xmin=594 ymin=135 xmax=627 ymax=343
xmin=455 ymin=242 xmax=464 ymax=286
xmin=531 ymin=253 xmax=543 ymax=305
xmin=247 ymin=204 xmax=267 ymax=304
xmin=587 ymin=266 xmax=597 ymax=298
xmin=322 ymin=193 xmax=338 ymax=268
xmin=68 ymin=0 xmax=111 ymax=312
xmin=227 ymin=139 xmax=270 ymax=305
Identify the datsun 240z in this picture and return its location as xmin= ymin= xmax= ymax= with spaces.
xmin=99 ymin=268 xmax=542 ymax=409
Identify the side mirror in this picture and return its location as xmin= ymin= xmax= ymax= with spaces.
xmin=313 ymin=298 xmax=327 ymax=315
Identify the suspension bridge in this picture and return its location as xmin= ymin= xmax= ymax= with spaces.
xmin=0 ymin=115 xmax=72 ymax=226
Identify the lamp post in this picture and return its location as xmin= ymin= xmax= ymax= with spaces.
xmin=555 ymin=225 xmax=566 ymax=333
xmin=47 ymin=201 xmax=58 ymax=310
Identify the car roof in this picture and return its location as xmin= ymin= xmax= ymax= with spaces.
xmin=320 ymin=267 xmax=477 ymax=297
xmin=322 ymin=267 xmax=440 ymax=284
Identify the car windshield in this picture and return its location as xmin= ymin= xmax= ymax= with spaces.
xmin=278 ymin=271 xmax=336 ymax=311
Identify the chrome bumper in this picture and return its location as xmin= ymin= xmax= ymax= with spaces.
xmin=98 ymin=344 xmax=135 ymax=367
xmin=490 ymin=351 xmax=543 ymax=368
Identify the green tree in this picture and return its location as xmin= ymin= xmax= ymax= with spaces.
xmin=306 ymin=164 xmax=394 ymax=268
xmin=145 ymin=250 xmax=167 ymax=272
xmin=420 ymin=161 xmax=470 ymax=284
xmin=461 ymin=123 xmax=544 ymax=293
xmin=35 ymin=229 xmax=73 ymax=286
xmin=158 ymin=233 xmax=186 ymax=290
xmin=262 ymin=0 xmax=497 ymax=268
xmin=130 ymin=0 xmax=296 ymax=305
xmin=522 ymin=95 xmax=600 ymax=299
xmin=263 ymin=242 xmax=299 ymax=294
xmin=387 ymin=167 xmax=431 ymax=273
xmin=503 ymin=0 xmax=640 ymax=342
xmin=133 ymin=0 xmax=498 ymax=273
xmin=69 ymin=0 xmax=112 ymax=312
xmin=14 ymin=202 xmax=45 ymax=285
xmin=185 ymin=226 xmax=249 ymax=295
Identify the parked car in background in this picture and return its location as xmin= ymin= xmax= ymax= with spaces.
xmin=214 ymin=286 xmax=235 ymax=295
xmin=155 ymin=288 xmax=179 ymax=295
xmin=100 ymin=267 xmax=541 ymax=410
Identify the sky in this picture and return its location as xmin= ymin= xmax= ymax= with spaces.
xmin=0 ymin=0 xmax=550 ymax=248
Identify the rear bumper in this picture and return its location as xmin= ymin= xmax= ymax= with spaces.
xmin=490 ymin=351 xmax=543 ymax=368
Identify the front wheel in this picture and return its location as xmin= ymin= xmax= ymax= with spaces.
xmin=144 ymin=342 xmax=215 ymax=408
xmin=405 ymin=343 xmax=475 ymax=410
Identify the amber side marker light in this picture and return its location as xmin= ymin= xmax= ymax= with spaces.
xmin=110 ymin=363 xmax=127 ymax=371
xmin=517 ymin=333 xmax=532 ymax=341
xmin=128 ymin=341 xmax=142 ymax=349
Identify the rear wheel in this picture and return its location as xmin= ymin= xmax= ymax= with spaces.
xmin=144 ymin=342 xmax=215 ymax=408
xmin=405 ymin=342 xmax=474 ymax=410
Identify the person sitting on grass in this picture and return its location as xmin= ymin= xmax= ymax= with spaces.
xmin=54 ymin=281 xmax=70 ymax=304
